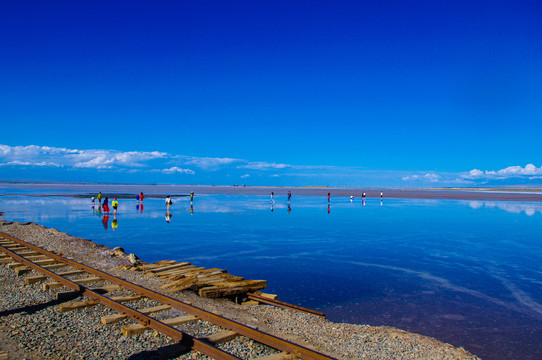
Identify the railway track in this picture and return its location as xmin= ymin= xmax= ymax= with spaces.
xmin=0 ymin=232 xmax=335 ymax=360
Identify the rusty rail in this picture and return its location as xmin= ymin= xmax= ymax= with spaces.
xmin=247 ymin=293 xmax=326 ymax=318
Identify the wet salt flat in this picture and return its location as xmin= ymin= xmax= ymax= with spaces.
xmin=1 ymin=188 xmax=542 ymax=360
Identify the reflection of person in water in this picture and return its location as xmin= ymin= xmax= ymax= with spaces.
xmin=288 ymin=202 xmax=291 ymax=214
xmin=112 ymin=214 xmax=118 ymax=231
xmin=165 ymin=210 xmax=172 ymax=223
xmin=102 ymin=214 xmax=109 ymax=230
xmin=328 ymin=202 xmax=331 ymax=214
xmin=140 ymin=203 xmax=144 ymax=213
xmin=190 ymin=202 xmax=194 ymax=214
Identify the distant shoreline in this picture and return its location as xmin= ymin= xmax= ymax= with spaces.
xmin=2 ymin=182 xmax=542 ymax=202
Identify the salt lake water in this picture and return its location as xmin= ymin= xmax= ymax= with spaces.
xmin=1 ymin=186 xmax=542 ymax=360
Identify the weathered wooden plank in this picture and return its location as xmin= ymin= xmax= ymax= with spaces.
xmin=101 ymin=304 xmax=172 ymax=325
xmin=25 ymin=270 xmax=85 ymax=285
xmin=132 ymin=260 xmax=176 ymax=271
xmin=144 ymin=262 xmax=191 ymax=275
xmin=0 ymin=350 xmax=8 ymax=360
xmin=165 ymin=274 xmax=245 ymax=293
xmin=56 ymin=285 xmax=122 ymax=301
xmin=156 ymin=265 xmax=201 ymax=278
xmin=59 ymin=295 xmax=143 ymax=312
xmin=121 ymin=315 xmax=198 ymax=337
xmin=41 ymin=263 xmax=68 ymax=270
xmin=4 ymin=246 xmax=27 ymax=251
xmin=203 ymin=330 xmax=239 ymax=345
xmin=198 ymin=280 xmax=267 ymax=298
xmin=43 ymin=276 xmax=103 ymax=291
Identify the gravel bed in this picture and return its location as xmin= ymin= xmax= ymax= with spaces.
xmin=0 ymin=220 xmax=481 ymax=359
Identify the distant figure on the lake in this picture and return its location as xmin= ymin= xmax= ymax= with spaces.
xmin=102 ymin=214 xmax=109 ymax=230
xmin=136 ymin=193 xmax=140 ymax=205
xmin=380 ymin=191 xmax=383 ymax=199
xmin=97 ymin=192 xmax=102 ymax=205
xmin=271 ymin=192 xmax=274 ymax=203
xmin=165 ymin=210 xmax=172 ymax=223
xmin=103 ymin=197 xmax=110 ymax=213
xmin=140 ymin=192 xmax=144 ymax=202
xmin=165 ymin=195 xmax=172 ymax=209
xmin=362 ymin=192 xmax=366 ymax=199
xmin=190 ymin=191 xmax=194 ymax=203
xmin=287 ymin=191 xmax=291 ymax=200
xmin=350 ymin=195 xmax=354 ymax=201
xmin=328 ymin=192 xmax=331 ymax=202
xmin=112 ymin=214 xmax=118 ymax=231
xmin=91 ymin=196 xmax=95 ymax=205
xmin=112 ymin=198 xmax=119 ymax=215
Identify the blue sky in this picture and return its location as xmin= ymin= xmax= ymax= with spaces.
xmin=1 ymin=1 xmax=541 ymax=187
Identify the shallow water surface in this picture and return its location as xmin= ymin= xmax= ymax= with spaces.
xmin=1 ymin=190 xmax=542 ymax=360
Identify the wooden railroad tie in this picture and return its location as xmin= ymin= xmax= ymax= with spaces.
xmin=121 ymin=314 xmax=198 ymax=337
xmin=43 ymin=276 xmax=104 ymax=291
xmin=56 ymin=285 xmax=123 ymax=301
xmin=59 ymin=295 xmax=143 ymax=312
xmin=101 ymin=304 xmax=172 ymax=325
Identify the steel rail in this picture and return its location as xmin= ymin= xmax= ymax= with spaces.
xmin=0 ymin=232 xmax=335 ymax=360
xmin=0 ymin=242 xmax=240 ymax=360
xmin=247 ymin=293 xmax=326 ymax=318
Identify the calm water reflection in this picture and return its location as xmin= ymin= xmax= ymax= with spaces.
xmin=1 ymin=193 xmax=542 ymax=360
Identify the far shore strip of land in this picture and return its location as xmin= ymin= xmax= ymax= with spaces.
xmin=2 ymin=184 xmax=542 ymax=202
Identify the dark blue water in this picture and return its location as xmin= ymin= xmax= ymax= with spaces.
xmin=1 ymin=190 xmax=542 ymax=360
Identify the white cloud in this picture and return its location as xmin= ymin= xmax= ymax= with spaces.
xmin=0 ymin=145 xmax=167 ymax=170
xmin=402 ymin=173 xmax=441 ymax=182
xmin=462 ymin=164 xmax=542 ymax=179
xmin=240 ymin=174 xmax=250 ymax=178
xmin=238 ymin=162 xmax=289 ymax=170
xmin=182 ymin=156 xmax=240 ymax=170
xmin=161 ymin=166 xmax=195 ymax=175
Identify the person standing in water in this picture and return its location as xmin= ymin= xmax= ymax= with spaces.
xmin=97 ymin=192 xmax=102 ymax=205
xmin=140 ymin=192 xmax=144 ymax=202
xmin=112 ymin=198 xmax=119 ymax=215
xmin=165 ymin=195 xmax=172 ymax=209
xmin=271 ymin=192 xmax=274 ymax=203
xmin=103 ymin=197 xmax=110 ymax=213
xmin=327 ymin=192 xmax=331 ymax=202
xmin=287 ymin=191 xmax=291 ymax=201
xmin=190 ymin=192 xmax=194 ymax=203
